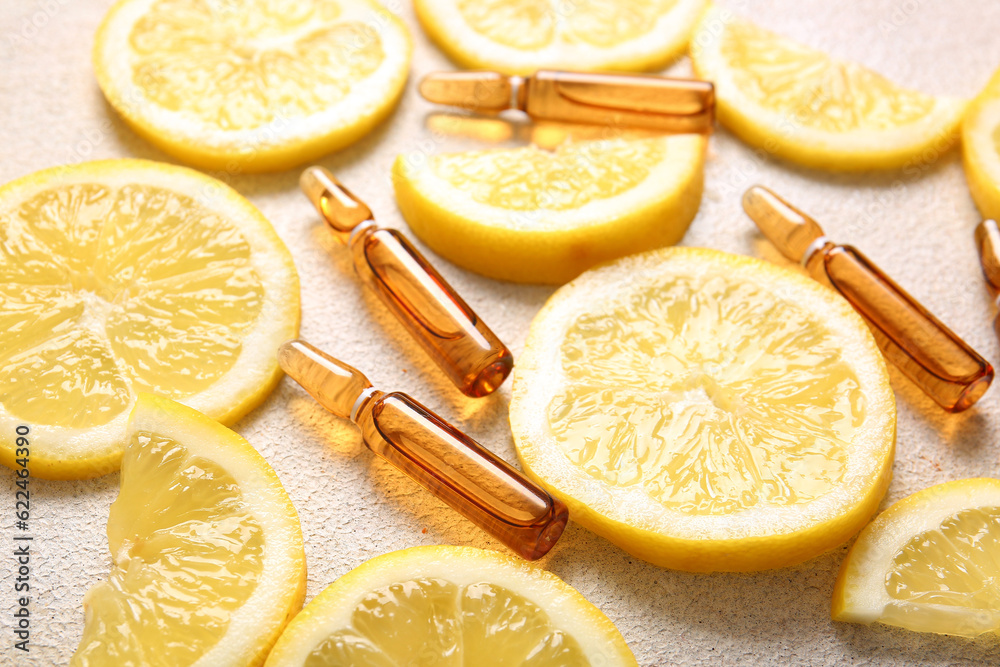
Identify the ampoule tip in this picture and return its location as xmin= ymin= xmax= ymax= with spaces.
xmin=742 ymin=185 xmax=825 ymax=263
xmin=300 ymin=166 xmax=373 ymax=234
xmin=975 ymin=219 xmax=1000 ymax=290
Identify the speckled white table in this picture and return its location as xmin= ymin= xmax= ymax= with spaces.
xmin=3 ymin=0 xmax=1000 ymax=665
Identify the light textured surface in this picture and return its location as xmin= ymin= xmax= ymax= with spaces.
xmin=2 ymin=0 xmax=1000 ymax=664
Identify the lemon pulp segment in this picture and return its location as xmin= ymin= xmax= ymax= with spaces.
xmin=885 ymin=507 xmax=1000 ymax=614
xmin=551 ymin=274 xmax=863 ymax=516
xmin=455 ymin=0 xmax=682 ymax=50
xmin=129 ymin=0 xmax=383 ymax=131
xmin=304 ymin=578 xmax=587 ymax=665
xmin=720 ymin=20 xmax=935 ymax=133
xmin=74 ymin=432 xmax=265 ymax=664
xmin=429 ymin=138 xmax=666 ymax=214
xmin=2 ymin=183 xmax=261 ymax=426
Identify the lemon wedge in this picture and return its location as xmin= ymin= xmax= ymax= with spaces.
xmin=414 ymin=0 xmax=708 ymax=74
xmin=0 ymin=159 xmax=299 ymax=479
xmin=690 ymin=7 xmax=966 ymax=171
xmin=510 ymin=247 xmax=896 ymax=572
xmin=393 ymin=135 xmax=706 ymax=284
xmin=963 ymin=68 xmax=1000 ymax=219
xmin=72 ymin=394 xmax=306 ymax=666
xmin=833 ymin=478 xmax=1000 ymax=637
xmin=263 ymin=545 xmax=636 ymax=666
xmin=93 ymin=0 xmax=412 ymax=172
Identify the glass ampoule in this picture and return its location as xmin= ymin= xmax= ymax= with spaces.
xmin=301 ymin=166 xmax=512 ymax=398
xmin=976 ymin=219 xmax=1000 ymax=339
xmin=419 ymin=70 xmax=715 ymax=134
xmin=743 ymin=185 xmax=993 ymax=413
xmin=279 ymin=339 xmax=568 ymax=561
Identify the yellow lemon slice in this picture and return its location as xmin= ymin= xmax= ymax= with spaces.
xmin=393 ymin=135 xmax=706 ymax=284
xmin=263 ymin=545 xmax=637 ymax=666
xmin=833 ymin=478 xmax=1000 ymax=637
xmin=414 ymin=0 xmax=708 ymax=74
xmin=0 ymin=159 xmax=299 ymax=479
xmin=72 ymin=395 xmax=306 ymax=666
xmin=963 ymin=69 xmax=1000 ymax=219
xmin=510 ymin=247 xmax=896 ymax=572
xmin=93 ymin=0 xmax=412 ymax=172
xmin=690 ymin=7 xmax=966 ymax=171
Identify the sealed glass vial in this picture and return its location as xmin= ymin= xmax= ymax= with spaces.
xmin=976 ymin=219 xmax=1000 ymax=339
xmin=419 ymin=69 xmax=715 ymax=134
xmin=301 ymin=167 xmax=513 ymax=397
xmin=743 ymin=186 xmax=993 ymax=412
xmin=279 ymin=339 xmax=568 ymax=560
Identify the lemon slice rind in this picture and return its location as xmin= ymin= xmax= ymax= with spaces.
xmin=963 ymin=72 xmax=1000 ymax=219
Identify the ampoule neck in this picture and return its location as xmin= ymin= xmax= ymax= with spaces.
xmin=351 ymin=387 xmax=386 ymax=425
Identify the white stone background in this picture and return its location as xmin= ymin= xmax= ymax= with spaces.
xmin=3 ymin=0 xmax=1000 ymax=664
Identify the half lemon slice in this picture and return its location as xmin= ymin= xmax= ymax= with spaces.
xmin=93 ymin=0 xmax=412 ymax=172
xmin=264 ymin=545 xmax=637 ymax=666
xmin=393 ymin=135 xmax=706 ymax=284
xmin=833 ymin=478 xmax=1000 ymax=637
xmin=73 ymin=395 xmax=306 ymax=666
xmin=690 ymin=7 xmax=966 ymax=171
xmin=414 ymin=0 xmax=708 ymax=74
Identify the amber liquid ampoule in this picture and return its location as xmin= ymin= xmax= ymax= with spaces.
xmin=279 ymin=339 xmax=568 ymax=560
xmin=743 ymin=186 xmax=993 ymax=413
xmin=419 ymin=70 xmax=715 ymax=134
xmin=301 ymin=167 xmax=512 ymax=398
xmin=976 ymin=219 xmax=1000 ymax=339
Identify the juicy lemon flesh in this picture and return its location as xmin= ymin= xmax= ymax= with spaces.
xmin=128 ymin=0 xmax=385 ymax=131
xmin=549 ymin=273 xmax=864 ymax=516
xmin=72 ymin=431 xmax=264 ymax=666
xmin=455 ymin=0 xmax=680 ymax=50
xmin=303 ymin=577 xmax=587 ymax=666
xmin=720 ymin=20 xmax=935 ymax=133
xmin=430 ymin=138 xmax=666 ymax=214
xmin=0 ymin=182 xmax=263 ymax=429
xmin=881 ymin=506 xmax=1000 ymax=631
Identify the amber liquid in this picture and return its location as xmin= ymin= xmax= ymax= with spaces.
xmin=806 ymin=244 xmax=993 ymax=412
xmin=356 ymin=392 xmax=568 ymax=560
xmin=279 ymin=340 xmax=566 ymax=560
xmin=350 ymin=226 xmax=513 ymax=397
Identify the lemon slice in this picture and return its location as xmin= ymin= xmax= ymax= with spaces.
xmin=963 ymin=69 xmax=1000 ymax=219
xmin=833 ymin=478 xmax=1000 ymax=637
xmin=0 ymin=159 xmax=299 ymax=479
xmin=510 ymin=247 xmax=896 ymax=572
xmin=690 ymin=7 xmax=966 ymax=171
xmin=414 ymin=0 xmax=708 ymax=74
xmin=72 ymin=394 xmax=306 ymax=666
xmin=263 ymin=545 xmax=636 ymax=666
xmin=393 ymin=135 xmax=706 ymax=284
xmin=93 ymin=0 xmax=412 ymax=172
